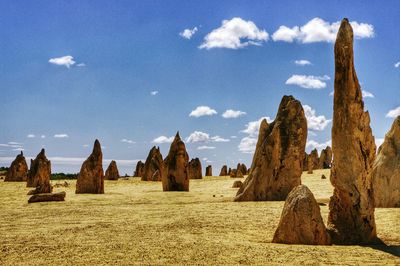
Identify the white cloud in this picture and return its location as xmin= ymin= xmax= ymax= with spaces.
xmin=76 ymin=63 xmax=86 ymax=67
xmin=186 ymin=131 xmax=210 ymax=143
xmin=189 ymin=106 xmax=217 ymax=117
xmin=152 ymin=136 xmax=174 ymax=144
xmin=0 ymin=142 xmax=23 ymax=149
xmin=202 ymin=157 xmax=208 ymax=161
xmin=197 ymin=146 xmax=216 ymax=150
xmin=241 ymin=117 xmax=273 ymax=136
xmin=41 ymin=135 xmax=46 ymax=139
xmin=272 ymin=18 xmax=374 ymax=43
xmin=286 ymin=75 xmax=330 ymax=89
xmin=238 ymin=137 xmax=257 ymax=153
xmin=179 ymin=27 xmax=198 ymax=39
xmin=386 ymin=106 xmax=400 ymax=118
xmin=306 ymin=139 xmax=331 ymax=152
xmin=303 ymin=105 xmax=332 ymax=131
xmin=48 ymin=55 xmax=76 ymax=68
xmin=362 ymin=90 xmax=374 ymax=98
xmin=294 ymin=60 xmax=312 ymax=66
xmin=54 ymin=134 xmax=69 ymax=138
xmin=82 ymin=144 xmax=89 ymax=148
xmin=121 ymin=139 xmax=135 ymax=144
xmin=150 ymin=90 xmax=159 ymax=96
xmin=395 ymin=62 xmax=400 ymax=68
xmin=230 ymin=136 xmax=237 ymax=139
xmin=27 ymin=134 xmax=35 ymax=138
xmin=211 ymin=136 xmax=230 ymax=142
xmin=329 ymin=91 xmax=334 ymax=96
xmin=222 ymin=109 xmax=246 ymax=118
xmin=199 ymin=17 xmax=268 ymax=50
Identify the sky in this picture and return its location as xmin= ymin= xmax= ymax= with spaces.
xmin=1 ymin=0 xmax=399 ymax=175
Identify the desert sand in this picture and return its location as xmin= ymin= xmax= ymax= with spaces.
xmin=0 ymin=169 xmax=399 ymax=265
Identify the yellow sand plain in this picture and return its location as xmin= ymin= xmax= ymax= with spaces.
xmin=0 ymin=169 xmax=399 ymax=265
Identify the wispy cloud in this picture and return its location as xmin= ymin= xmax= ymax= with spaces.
xmin=199 ymin=17 xmax=268 ymax=49
xmin=54 ymin=134 xmax=69 ymax=138
xmin=286 ymin=75 xmax=330 ymax=89
xmin=294 ymin=60 xmax=312 ymax=66
xmin=49 ymin=55 xmax=76 ymax=68
xmin=197 ymin=146 xmax=216 ymax=150
xmin=27 ymin=134 xmax=35 ymax=138
xmin=394 ymin=62 xmax=400 ymax=68
xmin=180 ymin=27 xmax=198 ymax=39
xmin=150 ymin=90 xmax=159 ymax=96
xmin=362 ymin=90 xmax=374 ymax=98
xmin=121 ymin=139 xmax=135 ymax=144
xmin=386 ymin=106 xmax=400 ymax=118
xmin=189 ymin=106 xmax=217 ymax=117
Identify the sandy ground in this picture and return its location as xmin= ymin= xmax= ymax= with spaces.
xmin=0 ymin=169 xmax=399 ymax=265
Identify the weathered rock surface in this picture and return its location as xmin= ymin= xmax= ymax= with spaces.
xmin=302 ymin=152 xmax=309 ymax=171
xmin=26 ymin=149 xmax=52 ymax=194
xmin=219 ymin=165 xmax=228 ymax=176
xmin=162 ymin=132 xmax=189 ymax=191
xmin=232 ymin=180 xmax=243 ymax=188
xmin=272 ymin=185 xmax=331 ymax=245
xmin=142 ymin=146 xmax=164 ymax=181
xmin=372 ymin=116 xmax=400 ymax=207
xmin=188 ymin=158 xmax=202 ymax=179
xmin=328 ymin=18 xmax=377 ymax=244
xmin=309 ymin=149 xmax=319 ymax=170
xmin=235 ymin=95 xmax=307 ymax=201
xmin=205 ymin=165 xmax=212 ymax=176
xmin=28 ymin=191 xmax=66 ymax=203
xmin=307 ymin=156 xmax=313 ymax=174
xmin=5 ymin=151 xmax=28 ymax=182
xmin=230 ymin=169 xmax=243 ymax=178
xmin=237 ymin=163 xmax=247 ymax=176
xmin=105 ymin=160 xmax=120 ymax=180
xmin=133 ymin=160 xmax=144 ymax=177
xmin=319 ymin=146 xmax=332 ymax=169
xmin=76 ymin=139 xmax=104 ymax=194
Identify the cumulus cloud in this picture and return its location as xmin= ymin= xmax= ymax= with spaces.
xmin=186 ymin=131 xmax=210 ymax=143
xmin=238 ymin=137 xmax=257 ymax=153
xmin=294 ymin=60 xmax=312 ymax=66
xmin=306 ymin=139 xmax=332 ymax=152
xmin=48 ymin=55 xmax=76 ymax=68
xmin=303 ymin=105 xmax=332 ymax=131
xmin=222 ymin=109 xmax=246 ymax=118
xmin=180 ymin=27 xmax=198 ymax=39
xmin=121 ymin=139 xmax=135 ymax=144
xmin=395 ymin=62 xmax=400 ymax=68
xmin=150 ymin=90 xmax=159 ymax=96
xmin=286 ymin=75 xmax=330 ymax=89
xmin=238 ymin=117 xmax=273 ymax=153
xmin=362 ymin=90 xmax=375 ymax=98
xmin=54 ymin=134 xmax=69 ymax=138
xmin=241 ymin=117 xmax=273 ymax=136
xmin=152 ymin=136 xmax=174 ymax=144
xmin=27 ymin=134 xmax=35 ymax=138
xmin=199 ymin=17 xmax=268 ymax=49
xmin=272 ymin=18 xmax=374 ymax=43
xmin=197 ymin=146 xmax=216 ymax=150
xmin=189 ymin=106 xmax=217 ymax=117
xmin=386 ymin=106 xmax=400 ymax=118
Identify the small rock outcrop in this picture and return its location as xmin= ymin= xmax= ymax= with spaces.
xmin=235 ymin=95 xmax=307 ymax=201
xmin=272 ymin=185 xmax=331 ymax=245
xmin=188 ymin=158 xmax=202 ymax=179
xmin=219 ymin=165 xmax=228 ymax=176
xmin=5 ymin=151 xmax=28 ymax=182
xmin=328 ymin=19 xmax=377 ymax=244
xmin=76 ymin=139 xmax=104 ymax=194
xmin=133 ymin=160 xmax=144 ymax=177
xmin=230 ymin=169 xmax=243 ymax=178
xmin=142 ymin=146 xmax=164 ymax=181
xmin=105 ymin=160 xmax=120 ymax=180
xmin=319 ymin=146 xmax=332 ymax=169
xmin=372 ymin=116 xmax=400 ymax=207
xmin=237 ymin=163 xmax=247 ymax=176
xmin=205 ymin=165 xmax=212 ymax=176
xmin=28 ymin=191 xmax=66 ymax=203
xmin=162 ymin=132 xmax=189 ymax=191
xmin=309 ymin=149 xmax=319 ymax=170
xmin=26 ymin=149 xmax=52 ymax=194
xmin=232 ymin=180 xmax=243 ymax=188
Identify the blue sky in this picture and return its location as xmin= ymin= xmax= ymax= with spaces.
xmin=1 ymin=0 xmax=399 ymax=174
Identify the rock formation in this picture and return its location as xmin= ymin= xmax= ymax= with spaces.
xmin=105 ymin=160 xmax=120 ymax=180
xmin=272 ymin=185 xmax=331 ymax=245
xmin=228 ymin=168 xmax=232 ymax=176
xmin=321 ymin=174 xmax=327 ymax=179
xmin=205 ymin=165 xmax=212 ymax=176
xmin=28 ymin=191 xmax=66 ymax=203
xmin=5 ymin=151 xmax=28 ymax=182
xmin=219 ymin=165 xmax=228 ymax=176
xmin=26 ymin=149 xmax=52 ymax=194
xmin=76 ymin=139 xmax=104 ymax=194
xmin=328 ymin=18 xmax=377 ymax=244
xmin=142 ymin=146 xmax=164 ymax=181
xmin=319 ymin=146 xmax=332 ymax=169
xmin=309 ymin=149 xmax=319 ymax=170
xmin=302 ymin=152 xmax=309 ymax=171
xmin=232 ymin=180 xmax=243 ymax=188
xmin=230 ymin=169 xmax=243 ymax=178
xmin=162 ymin=132 xmax=189 ymax=191
xmin=237 ymin=163 xmax=247 ymax=176
xmin=133 ymin=160 xmax=144 ymax=177
xmin=372 ymin=116 xmax=400 ymax=207
xmin=235 ymin=95 xmax=307 ymax=201
xmin=307 ymin=156 xmax=314 ymax=174
xmin=188 ymin=158 xmax=202 ymax=179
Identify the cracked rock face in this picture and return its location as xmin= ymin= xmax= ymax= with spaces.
xmin=26 ymin=149 xmax=52 ymax=194
xmin=328 ymin=18 xmax=377 ymax=244
xmin=372 ymin=116 xmax=400 ymax=207
xmin=162 ymin=132 xmax=190 ymax=191
xmin=76 ymin=139 xmax=104 ymax=194
xmin=235 ymin=95 xmax=307 ymax=201
xmin=142 ymin=146 xmax=164 ymax=181
xmin=5 ymin=151 xmax=28 ymax=182
xmin=188 ymin=158 xmax=202 ymax=179
xmin=272 ymin=185 xmax=331 ymax=245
